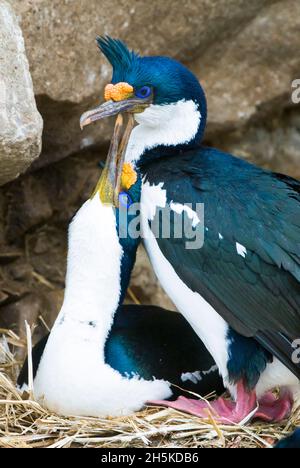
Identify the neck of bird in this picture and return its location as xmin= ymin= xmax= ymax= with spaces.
xmin=53 ymin=194 xmax=123 ymax=347
xmin=125 ymin=99 xmax=205 ymax=166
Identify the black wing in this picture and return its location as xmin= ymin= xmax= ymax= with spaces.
xmin=144 ymin=147 xmax=300 ymax=378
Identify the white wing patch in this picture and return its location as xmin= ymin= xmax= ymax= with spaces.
xmin=181 ymin=371 xmax=202 ymax=385
xmin=236 ymin=242 xmax=247 ymax=258
xmin=141 ymin=180 xmax=167 ymax=221
xmin=203 ymin=365 xmax=219 ymax=376
xmin=170 ymin=202 xmax=200 ymax=228
xmin=181 ymin=365 xmax=218 ymax=385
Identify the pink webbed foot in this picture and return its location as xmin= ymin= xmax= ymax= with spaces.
xmin=148 ymin=381 xmax=258 ymax=425
xmin=255 ymin=389 xmax=294 ymax=422
xmin=148 ymin=382 xmax=294 ymax=425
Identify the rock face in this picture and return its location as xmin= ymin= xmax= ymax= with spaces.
xmin=0 ymin=1 xmax=42 ymax=186
xmin=196 ymin=0 xmax=300 ymax=131
xmin=5 ymin=0 xmax=300 ymax=174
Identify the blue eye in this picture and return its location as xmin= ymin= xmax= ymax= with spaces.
xmin=135 ymin=86 xmax=152 ymax=99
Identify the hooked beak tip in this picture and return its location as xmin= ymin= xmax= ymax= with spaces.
xmin=79 ymin=113 xmax=91 ymax=130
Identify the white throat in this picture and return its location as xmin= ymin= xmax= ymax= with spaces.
xmin=125 ymin=99 xmax=201 ymax=164
xmin=55 ymin=196 xmax=122 ymax=347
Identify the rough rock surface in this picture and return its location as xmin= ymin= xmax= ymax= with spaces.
xmin=0 ymin=1 xmax=42 ymax=186
xmin=197 ymin=0 xmax=300 ymax=131
xmin=7 ymin=0 xmax=300 ymax=173
xmin=211 ymin=107 xmax=300 ymax=179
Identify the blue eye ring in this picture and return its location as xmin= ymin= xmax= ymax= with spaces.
xmin=135 ymin=86 xmax=152 ymax=99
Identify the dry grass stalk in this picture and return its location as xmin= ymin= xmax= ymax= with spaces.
xmin=0 ymin=328 xmax=299 ymax=448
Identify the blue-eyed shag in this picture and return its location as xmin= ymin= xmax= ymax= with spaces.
xmin=80 ymin=37 xmax=300 ymax=424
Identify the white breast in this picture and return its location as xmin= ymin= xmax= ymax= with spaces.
xmin=140 ymin=181 xmax=231 ymax=389
xmin=33 ymin=194 xmax=171 ymax=417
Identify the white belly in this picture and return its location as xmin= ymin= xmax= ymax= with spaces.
xmin=33 ymin=322 xmax=171 ymax=417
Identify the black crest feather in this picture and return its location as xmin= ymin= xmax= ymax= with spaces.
xmin=96 ymin=36 xmax=138 ymax=71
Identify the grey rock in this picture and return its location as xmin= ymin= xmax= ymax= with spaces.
xmin=0 ymin=1 xmax=43 ymax=185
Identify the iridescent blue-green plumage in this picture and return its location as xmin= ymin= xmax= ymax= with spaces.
xmin=227 ymin=329 xmax=272 ymax=389
xmin=116 ymin=176 xmax=142 ymax=304
xmin=140 ymin=146 xmax=300 ymax=381
xmin=97 ymin=36 xmax=300 ymax=389
xmin=275 ymin=428 xmax=300 ymax=448
xmin=97 ymin=36 xmax=207 ymax=142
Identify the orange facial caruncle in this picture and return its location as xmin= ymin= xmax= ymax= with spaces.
xmin=104 ymin=82 xmax=134 ymax=102
xmin=121 ymin=163 xmax=138 ymax=190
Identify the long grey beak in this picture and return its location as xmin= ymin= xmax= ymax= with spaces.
xmin=90 ymin=114 xmax=135 ymax=207
xmin=80 ymin=98 xmax=150 ymax=129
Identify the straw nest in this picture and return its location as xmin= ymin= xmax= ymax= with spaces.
xmin=0 ymin=328 xmax=299 ymax=449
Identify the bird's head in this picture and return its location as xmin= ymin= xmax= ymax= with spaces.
xmin=80 ymin=37 xmax=207 ymax=206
